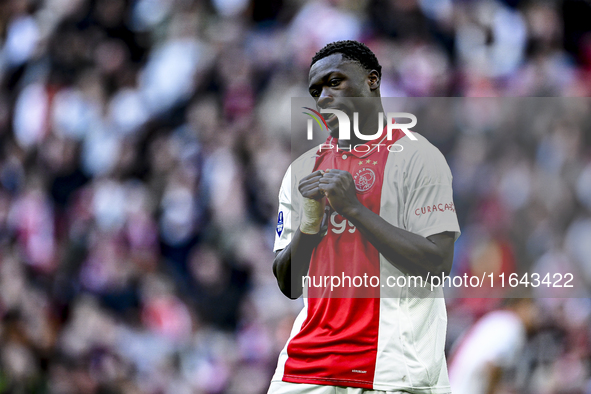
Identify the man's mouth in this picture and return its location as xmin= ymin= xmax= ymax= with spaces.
xmin=324 ymin=113 xmax=337 ymax=124
xmin=321 ymin=109 xmax=344 ymax=128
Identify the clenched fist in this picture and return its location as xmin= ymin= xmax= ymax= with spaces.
xmin=318 ymin=169 xmax=361 ymax=217
xmin=298 ymin=170 xmax=325 ymax=200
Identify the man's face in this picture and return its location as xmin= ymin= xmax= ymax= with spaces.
xmin=308 ymin=53 xmax=380 ymax=138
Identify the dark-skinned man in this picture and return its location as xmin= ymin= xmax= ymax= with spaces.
xmin=269 ymin=40 xmax=460 ymax=394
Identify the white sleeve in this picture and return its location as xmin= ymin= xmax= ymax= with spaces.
xmin=404 ymin=147 xmax=461 ymax=240
xmin=274 ymin=165 xmax=299 ymax=252
xmin=492 ymin=323 xmax=525 ymax=367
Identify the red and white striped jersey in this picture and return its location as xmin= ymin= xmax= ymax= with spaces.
xmin=273 ymin=131 xmax=460 ymax=393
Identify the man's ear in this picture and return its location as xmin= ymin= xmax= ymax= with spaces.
xmin=368 ymin=70 xmax=380 ymax=91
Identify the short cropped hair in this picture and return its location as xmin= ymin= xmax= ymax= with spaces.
xmin=311 ymin=40 xmax=382 ymax=78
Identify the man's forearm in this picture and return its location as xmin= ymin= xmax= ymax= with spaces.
xmin=273 ymin=229 xmax=322 ymax=299
xmin=341 ymin=203 xmax=454 ymax=278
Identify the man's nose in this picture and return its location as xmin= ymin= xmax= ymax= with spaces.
xmin=317 ymin=88 xmax=334 ymax=109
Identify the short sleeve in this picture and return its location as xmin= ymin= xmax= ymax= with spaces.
xmin=274 ymin=165 xmax=299 ymax=252
xmin=404 ymin=147 xmax=461 ymax=240
xmin=273 ymin=149 xmax=316 ymax=252
xmin=492 ymin=324 xmax=525 ymax=367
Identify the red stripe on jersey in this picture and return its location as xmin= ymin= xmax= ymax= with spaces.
xmin=284 ymin=129 xmax=406 ymax=388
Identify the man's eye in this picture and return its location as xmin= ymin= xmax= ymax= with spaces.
xmin=329 ymin=79 xmax=341 ymax=87
xmin=310 ymin=90 xmax=319 ymax=97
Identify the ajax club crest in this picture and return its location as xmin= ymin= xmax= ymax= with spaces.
xmin=354 ymin=167 xmax=376 ymax=193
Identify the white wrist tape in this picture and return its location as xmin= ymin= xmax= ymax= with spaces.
xmin=300 ymin=197 xmax=326 ymax=234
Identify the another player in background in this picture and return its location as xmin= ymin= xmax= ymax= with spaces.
xmin=448 ymin=298 xmax=539 ymax=394
xmin=270 ymin=40 xmax=461 ymax=394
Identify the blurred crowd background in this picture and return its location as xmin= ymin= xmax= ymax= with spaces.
xmin=0 ymin=0 xmax=590 ymax=393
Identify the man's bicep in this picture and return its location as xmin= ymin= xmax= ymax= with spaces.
xmin=427 ymin=231 xmax=455 ymax=250
xmin=426 ymin=231 xmax=455 ymax=274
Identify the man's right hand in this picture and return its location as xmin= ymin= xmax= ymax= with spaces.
xmin=298 ymin=170 xmax=325 ymax=200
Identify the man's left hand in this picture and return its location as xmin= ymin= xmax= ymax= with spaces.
xmin=318 ymin=169 xmax=362 ymax=217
